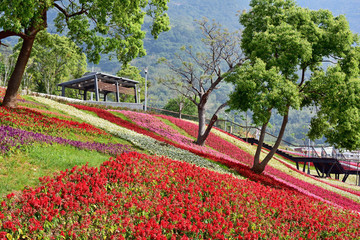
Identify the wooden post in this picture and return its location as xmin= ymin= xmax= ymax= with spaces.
xmin=61 ymin=86 xmax=65 ymax=97
xmin=84 ymin=90 xmax=87 ymax=100
xmin=94 ymin=75 xmax=99 ymax=101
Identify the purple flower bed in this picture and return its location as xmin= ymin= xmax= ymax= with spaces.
xmin=0 ymin=125 xmax=133 ymax=156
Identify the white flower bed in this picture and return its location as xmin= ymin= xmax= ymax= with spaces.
xmin=33 ymin=96 xmax=234 ymax=176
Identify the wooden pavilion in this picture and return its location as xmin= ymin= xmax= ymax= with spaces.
xmin=57 ymin=72 xmax=139 ymax=103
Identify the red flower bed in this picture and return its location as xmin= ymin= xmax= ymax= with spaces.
xmin=69 ymin=104 xmax=360 ymax=211
xmin=1 ymin=152 xmax=359 ymax=239
xmin=0 ymin=106 xmax=109 ymax=138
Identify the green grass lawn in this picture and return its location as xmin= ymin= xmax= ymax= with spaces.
xmin=0 ymin=143 xmax=112 ymax=197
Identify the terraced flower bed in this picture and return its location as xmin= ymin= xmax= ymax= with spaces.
xmin=0 ymin=90 xmax=359 ymax=239
xmin=156 ymin=115 xmax=360 ymax=211
xmin=0 ymin=106 xmax=109 ymax=139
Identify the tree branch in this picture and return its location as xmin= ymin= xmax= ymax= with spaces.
xmin=0 ymin=30 xmax=25 ymax=40
xmin=298 ymin=67 xmax=306 ymax=88
xmin=54 ymin=3 xmax=89 ymax=21
xmin=322 ymin=59 xmax=338 ymax=64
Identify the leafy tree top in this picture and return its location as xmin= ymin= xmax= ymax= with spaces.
xmin=305 ymin=46 xmax=360 ymax=150
xmin=226 ymin=0 xmax=360 ymax=166
xmin=163 ymin=96 xmax=197 ymax=116
xmin=0 ymin=0 xmax=170 ymax=64
xmin=240 ymin=0 xmax=355 ymax=80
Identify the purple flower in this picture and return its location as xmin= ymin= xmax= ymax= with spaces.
xmin=0 ymin=125 xmax=133 ymax=155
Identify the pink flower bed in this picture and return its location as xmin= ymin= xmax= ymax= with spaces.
xmin=112 ymin=110 xmax=240 ymax=162
xmin=72 ymin=104 xmax=293 ymax=189
xmin=275 ymin=155 xmax=360 ymax=198
xmin=265 ymin=164 xmax=360 ymax=211
xmin=156 ymin=115 xmax=254 ymax=165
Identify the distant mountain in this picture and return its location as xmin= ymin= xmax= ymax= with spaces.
xmin=125 ymin=0 xmax=360 ymax=107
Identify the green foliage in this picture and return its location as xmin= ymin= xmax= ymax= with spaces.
xmin=226 ymin=59 xmax=300 ymax=125
xmin=228 ymin=0 xmax=357 ymax=132
xmin=306 ymin=48 xmax=360 ymax=150
xmin=226 ymin=0 xmax=359 ymax=172
xmin=0 ymin=45 xmax=15 ymax=87
xmin=0 ymin=0 xmax=51 ymax=33
xmin=117 ymin=64 xmax=145 ymax=83
xmin=13 ymin=31 xmax=87 ymax=94
xmin=163 ymin=96 xmax=197 ymax=116
xmin=0 ymin=0 xmax=170 ymax=106
xmin=50 ymin=0 xmax=170 ymax=64
xmin=117 ymin=64 xmax=146 ymax=102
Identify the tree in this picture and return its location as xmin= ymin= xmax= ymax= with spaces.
xmin=0 ymin=0 xmax=170 ymax=107
xmin=306 ymin=47 xmax=360 ymax=150
xmin=158 ymin=18 xmax=245 ymax=146
xmin=13 ymin=31 xmax=87 ymax=94
xmin=225 ymin=0 xmax=358 ymax=174
xmin=163 ymin=95 xmax=197 ymax=118
xmin=117 ymin=64 xmax=145 ymax=102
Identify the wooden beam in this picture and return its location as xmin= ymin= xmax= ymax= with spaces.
xmin=98 ymin=81 xmax=135 ymax=95
xmin=118 ymin=86 xmax=135 ymax=95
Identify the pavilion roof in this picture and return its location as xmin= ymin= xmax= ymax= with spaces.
xmin=57 ymin=72 xmax=139 ymax=91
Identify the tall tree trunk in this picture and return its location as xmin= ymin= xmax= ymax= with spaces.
xmin=2 ymin=37 xmax=35 ymax=107
xmin=46 ymin=73 xmax=51 ymax=94
xmin=196 ymin=114 xmax=218 ymax=146
xmin=252 ymin=121 xmax=269 ymax=167
xmin=251 ymin=106 xmax=290 ymax=174
xmin=196 ymin=104 xmax=206 ymax=145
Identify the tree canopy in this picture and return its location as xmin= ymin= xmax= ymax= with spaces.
xmin=13 ymin=31 xmax=87 ymax=94
xmin=117 ymin=64 xmax=146 ymax=102
xmin=305 ymin=47 xmax=360 ymax=150
xmin=0 ymin=0 xmax=170 ymax=107
xmin=163 ymin=96 xmax=197 ymax=118
xmin=225 ymin=0 xmax=359 ymax=173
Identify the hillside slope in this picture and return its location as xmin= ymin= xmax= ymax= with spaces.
xmin=0 ymin=88 xmax=359 ymax=238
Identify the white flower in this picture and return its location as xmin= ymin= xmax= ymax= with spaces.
xmin=33 ymin=96 xmax=238 ymax=177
